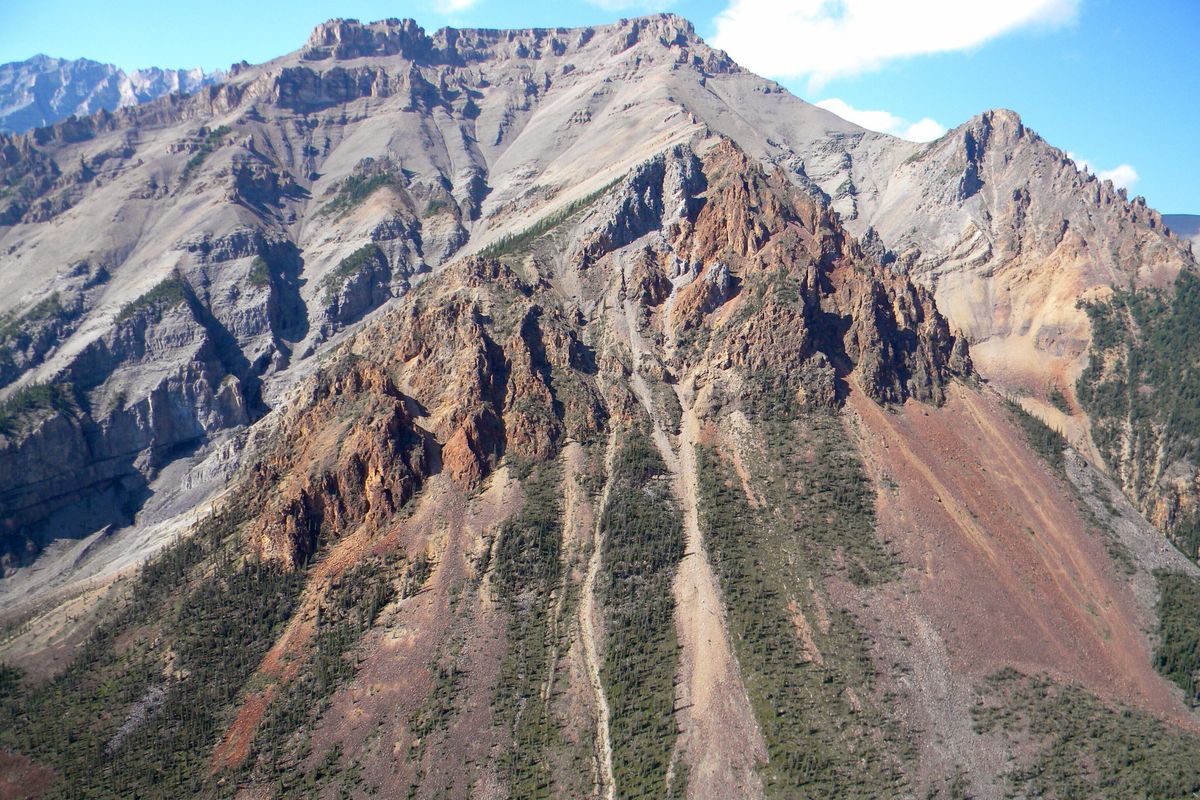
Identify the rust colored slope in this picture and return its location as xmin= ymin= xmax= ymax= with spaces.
xmin=848 ymin=382 xmax=1189 ymax=724
xmin=296 ymin=472 xmax=510 ymax=798
xmin=209 ymin=498 xmax=413 ymax=773
xmin=0 ymin=749 xmax=53 ymax=800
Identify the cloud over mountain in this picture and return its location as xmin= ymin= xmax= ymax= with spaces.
xmin=816 ymin=97 xmax=946 ymax=141
xmin=1068 ymin=151 xmax=1140 ymax=191
xmin=712 ymin=0 xmax=1079 ymax=89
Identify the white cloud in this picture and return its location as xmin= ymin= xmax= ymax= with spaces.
xmin=711 ymin=0 xmax=1079 ymax=90
xmin=585 ymin=0 xmax=656 ymax=8
xmin=815 ymin=98 xmax=947 ymax=142
xmin=904 ymin=117 xmax=950 ymax=142
xmin=1098 ymin=164 xmax=1139 ymax=191
xmin=583 ymin=0 xmax=679 ymax=11
xmin=434 ymin=0 xmax=479 ymax=12
xmin=1066 ymin=152 xmax=1140 ymax=192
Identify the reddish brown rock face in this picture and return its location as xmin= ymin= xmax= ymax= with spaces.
xmin=662 ymin=140 xmax=970 ymax=409
xmin=245 ymin=360 xmax=432 ymax=569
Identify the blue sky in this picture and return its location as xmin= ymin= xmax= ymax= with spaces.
xmin=2 ymin=0 xmax=1196 ymax=212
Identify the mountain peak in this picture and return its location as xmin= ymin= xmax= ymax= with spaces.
xmin=296 ymin=13 xmax=710 ymax=66
xmin=302 ymin=17 xmax=432 ymax=61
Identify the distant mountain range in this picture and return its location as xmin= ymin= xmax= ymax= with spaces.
xmin=1165 ymin=214 xmax=1200 ymax=248
xmin=0 ymin=54 xmax=220 ymax=132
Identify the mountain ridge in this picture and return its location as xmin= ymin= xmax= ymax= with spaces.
xmin=0 ymin=54 xmax=221 ymax=134
xmin=2 ymin=13 xmax=1200 ymax=799
xmin=0 ymin=6 xmax=1189 ymax=644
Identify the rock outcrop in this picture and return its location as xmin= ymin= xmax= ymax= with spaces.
xmin=245 ymin=359 xmax=431 ymax=570
xmin=667 ymin=141 xmax=970 ymax=407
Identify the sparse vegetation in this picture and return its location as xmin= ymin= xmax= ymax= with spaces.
xmin=180 ymin=125 xmax=232 ymax=183
xmin=492 ymin=461 xmax=565 ymax=798
xmin=319 ymin=244 xmax=385 ymax=303
xmin=243 ymin=550 xmax=428 ymax=792
xmin=407 ymin=646 xmax=465 ymax=744
xmin=598 ymin=431 xmax=685 ymax=799
xmin=0 ymin=457 xmax=427 ymax=798
xmin=0 ymin=664 xmax=22 ymax=698
xmin=479 ymin=179 xmax=621 ymax=261
xmin=1077 ymin=270 xmax=1200 ymax=555
xmin=0 ymin=292 xmax=76 ymax=386
xmin=318 ymin=161 xmax=401 ymax=218
xmin=1154 ymin=570 xmax=1200 ymax=704
xmin=1004 ymin=397 xmax=1067 ymax=474
xmin=0 ymin=382 xmax=75 ymax=435
xmin=0 ymin=293 xmax=66 ymax=340
xmin=0 ymin=497 xmax=308 ymax=798
xmin=972 ymin=668 xmax=1200 ymax=797
xmin=405 ymin=581 xmax=470 ymax=796
xmin=1047 ymin=383 xmax=1071 ymax=414
xmin=116 ymin=276 xmax=188 ymax=323
xmin=695 ymin=412 xmax=908 ymax=797
xmin=248 ymin=255 xmax=271 ymax=287
xmin=743 ymin=367 xmax=803 ymax=419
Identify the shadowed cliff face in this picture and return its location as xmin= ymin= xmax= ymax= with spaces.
xmin=3 ymin=14 xmax=1200 ymax=800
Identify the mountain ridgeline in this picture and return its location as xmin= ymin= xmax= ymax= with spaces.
xmin=0 ymin=55 xmax=219 ymax=134
xmin=2 ymin=14 xmax=1200 ymax=800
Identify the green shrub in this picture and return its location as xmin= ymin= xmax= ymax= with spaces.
xmin=1077 ymin=270 xmax=1200 ymax=511
xmin=479 ymin=179 xmax=621 ymax=261
xmin=180 ymin=125 xmax=232 ymax=183
xmin=1004 ymin=397 xmax=1068 ymax=474
xmin=0 ymin=664 xmax=22 ymax=699
xmin=0 ymin=498 xmax=307 ymax=798
xmin=1154 ymin=570 xmax=1200 ymax=702
xmin=318 ymin=169 xmax=399 ymax=218
xmin=245 ymin=550 xmax=423 ymax=793
xmin=973 ymin=669 xmax=1200 ymax=797
xmin=116 ymin=277 xmax=188 ymax=323
xmin=319 ymin=245 xmax=384 ymax=303
xmin=598 ymin=431 xmax=685 ymax=799
xmin=0 ymin=293 xmax=65 ymax=340
xmin=1047 ymin=383 xmax=1071 ymax=414
xmin=492 ymin=462 xmax=566 ymax=798
xmin=694 ymin=412 xmax=907 ymax=797
xmin=0 ymin=382 xmax=75 ymax=435
xmin=0 ymin=462 xmax=427 ymax=798
xmin=248 ymin=256 xmax=270 ymax=287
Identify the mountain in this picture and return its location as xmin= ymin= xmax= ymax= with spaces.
xmin=2 ymin=14 xmax=1200 ymax=799
xmin=0 ymin=54 xmax=219 ymax=133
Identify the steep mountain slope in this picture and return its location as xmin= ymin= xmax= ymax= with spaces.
xmin=861 ymin=110 xmax=1188 ymax=393
xmin=0 ymin=55 xmax=218 ymax=134
xmin=0 ymin=13 xmax=874 ymax=587
xmin=2 ymin=13 xmax=1200 ymax=800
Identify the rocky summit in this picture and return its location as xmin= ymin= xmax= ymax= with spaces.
xmin=1 ymin=13 xmax=1200 ymax=800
